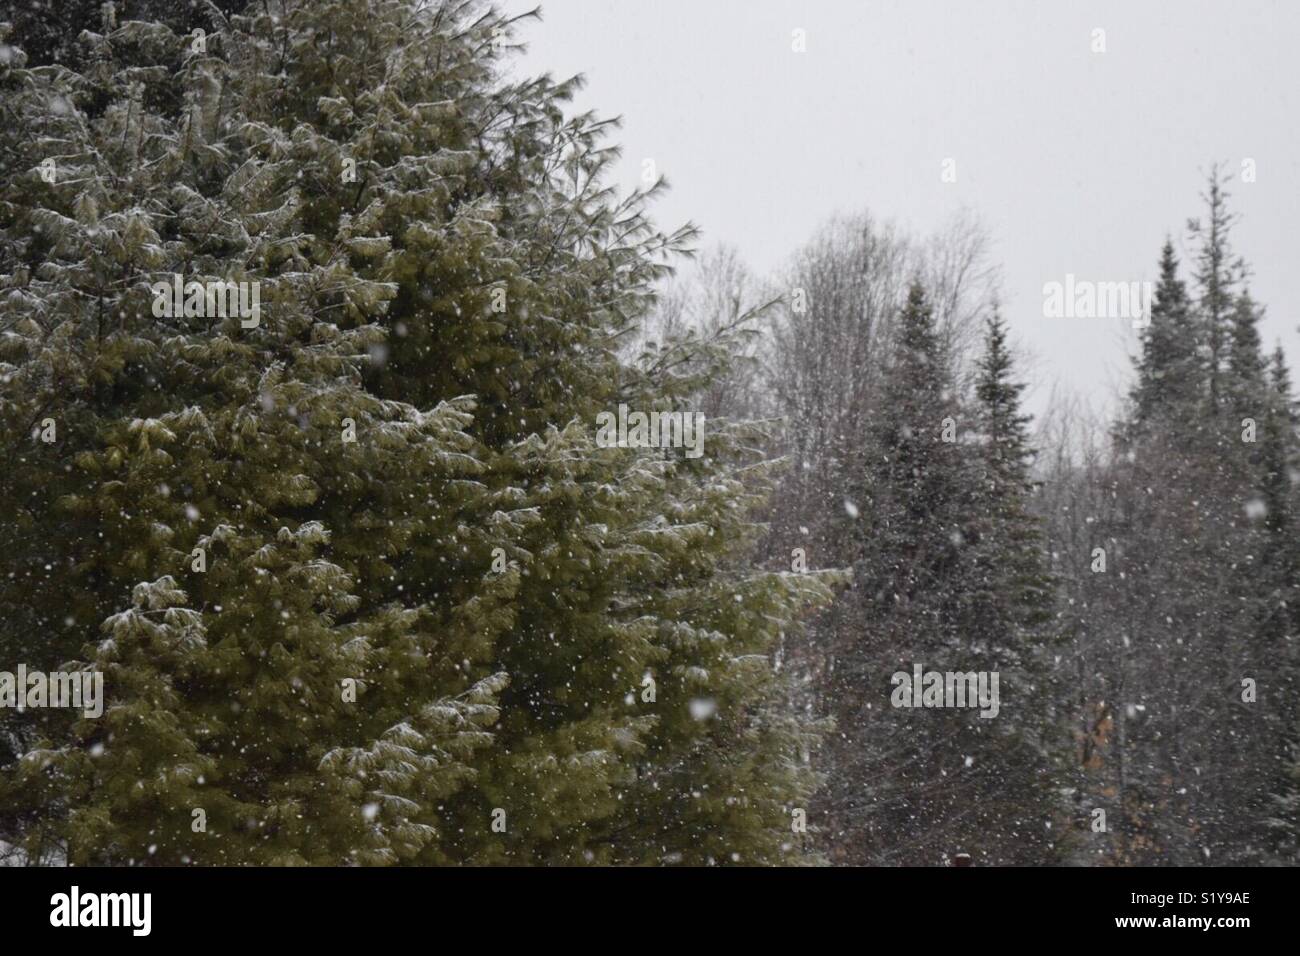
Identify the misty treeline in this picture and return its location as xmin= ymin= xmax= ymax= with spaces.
xmin=659 ymin=172 xmax=1300 ymax=865
xmin=0 ymin=0 xmax=1295 ymax=866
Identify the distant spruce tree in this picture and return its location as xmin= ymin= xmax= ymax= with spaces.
xmin=1262 ymin=346 xmax=1300 ymax=862
xmin=1227 ymin=290 xmax=1268 ymax=418
xmin=1075 ymin=180 xmax=1287 ymax=864
xmin=962 ymin=311 xmax=1065 ymax=862
xmin=1130 ymin=240 xmax=1200 ymax=429
xmin=827 ymin=285 xmax=1061 ymax=865
xmin=826 ymin=282 xmax=967 ymax=863
xmin=1187 ymin=166 xmax=1243 ymax=415
xmin=1260 ymin=348 xmax=1300 ymax=636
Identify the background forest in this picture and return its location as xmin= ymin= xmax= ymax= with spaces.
xmin=0 ymin=0 xmax=1296 ymax=866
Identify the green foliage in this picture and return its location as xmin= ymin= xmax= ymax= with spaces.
xmin=0 ymin=0 xmax=834 ymax=865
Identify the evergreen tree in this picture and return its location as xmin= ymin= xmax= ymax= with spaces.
xmin=1227 ymin=290 xmax=1268 ymax=417
xmin=951 ymin=310 xmax=1065 ymax=862
xmin=1187 ymin=167 xmax=1242 ymax=414
xmin=2 ymin=0 xmax=249 ymax=69
xmin=826 ymin=292 xmax=1062 ymax=865
xmin=1262 ymin=346 xmax=1300 ymax=862
xmin=1130 ymin=239 xmax=1200 ymax=427
xmin=863 ymin=284 xmax=966 ymax=615
xmin=0 ymin=0 xmax=837 ymax=865
xmin=1260 ymin=347 xmax=1300 ymax=634
xmin=1065 ymin=196 xmax=1281 ymax=863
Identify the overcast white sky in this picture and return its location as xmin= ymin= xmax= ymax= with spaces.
xmin=504 ymin=0 xmax=1300 ymax=418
